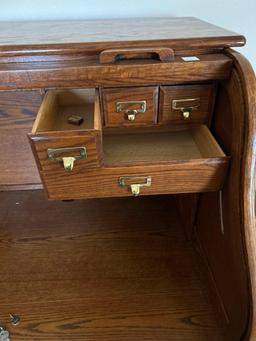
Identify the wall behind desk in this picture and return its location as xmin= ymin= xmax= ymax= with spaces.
xmin=0 ymin=0 xmax=255 ymax=70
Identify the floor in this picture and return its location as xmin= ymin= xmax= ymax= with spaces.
xmin=0 ymin=191 xmax=223 ymax=340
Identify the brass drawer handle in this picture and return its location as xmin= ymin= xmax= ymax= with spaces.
xmin=118 ymin=176 xmax=152 ymax=196
xmin=172 ymin=98 xmax=200 ymax=120
xmin=47 ymin=147 xmax=87 ymax=171
xmin=116 ymin=100 xmax=147 ymax=121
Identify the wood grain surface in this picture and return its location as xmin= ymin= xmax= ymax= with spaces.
xmin=0 ymin=90 xmax=42 ymax=187
xmin=194 ymin=51 xmax=256 ymax=340
xmin=103 ymin=126 xmax=225 ymax=165
xmin=103 ymin=130 xmax=202 ymax=163
xmin=0 ymin=17 xmax=254 ymax=341
xmin=227 ymin=51 xmax=256 ymax=341
xmin=29 ymin=130 xmax=103 ymax=172
xmin=29 ymin=88 xmax=103 ymax=175
xmin=30 ymin=123 xmax=228 ymax=200
xmin=0 ymin=190 xmax=224 ymax=340
xmin=159 ymin=84 xmax=216 ymax=124
xmin=102 ymin=86 xmax=158 ymax=127
xmin=0 ymin=54 xmax=232 ymax=90
xmin=0 ymin=17 xmax=245 ymax=58
xmin=32 ymin=89 xmax=96 ymax=133
xmin=99 ymin=47 xmax=175 ymax=63
xmin=41 ymin=159 xmax=228 ymax=200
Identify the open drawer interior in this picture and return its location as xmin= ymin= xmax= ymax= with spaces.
xmin=103 ymin=125 xmax=227 ymax=165
xmin=29 ymin=89 xmax=103 ymax=171
xmin=32 ymin=89 xmax=101 ymax=134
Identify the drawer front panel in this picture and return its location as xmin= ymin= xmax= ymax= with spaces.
xmin=29 ymin=131 xmax=102 ymax=172
xmin=159 ymin=84 xmax=216 ymax=124
xmin=102 ymin=86 xmax=158 ymax=127
xmin=41 ymin=161 xmax=228 ymax=200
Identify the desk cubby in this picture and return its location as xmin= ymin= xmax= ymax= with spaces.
xmin=28 ymin=87 xmax=228 ymax=200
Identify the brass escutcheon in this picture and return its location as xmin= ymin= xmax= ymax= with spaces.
xmin=118 ymin=176 xmax=152 ymax=196
xmin=116 ymin=100 xmax=147 ymax=121
xmin=172 ymin=98 xmax=200 ymax=120
xmin=47 ymin=147 xmax=87 ymax=171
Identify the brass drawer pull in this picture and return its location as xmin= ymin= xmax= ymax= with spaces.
xmin=118 ymin=176 xmax=152 ymax=196
xmin=47 ymin=147 xmax=87 ymax=171
xmin=116 ymin=100 xmax=147 ymax=121
xmin=172 ymin=98 xmax=200 ymax=120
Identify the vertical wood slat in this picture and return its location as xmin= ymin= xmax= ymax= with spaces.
xmin=0 ymin=90 xmax=42 ymax=187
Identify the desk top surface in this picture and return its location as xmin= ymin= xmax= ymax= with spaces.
xmin=0 ymin=17 xmax=245 ymax=53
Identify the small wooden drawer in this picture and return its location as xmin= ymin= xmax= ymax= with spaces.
xmin=102 ymin=86 xmax=158 ymax=127
xmin=42 ymin=125 xmax=229 ymax=200
xmin=29 ymin=89 xmax=102 ymax=194
xmin=159 ymin=84 xmax=216 ymax=124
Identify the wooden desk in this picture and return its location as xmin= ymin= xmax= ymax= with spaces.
xmin=0 ymin=17 xmax=255 ymax=341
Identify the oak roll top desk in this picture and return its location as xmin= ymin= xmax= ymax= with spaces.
xmin=0 ymin=17 xmax=255 ymax=340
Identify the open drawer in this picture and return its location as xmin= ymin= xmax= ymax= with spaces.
xmin=29 ymin=89 xmax=102 ymax=182
xmin=34 ymin=123 xmax=229 ymax=200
